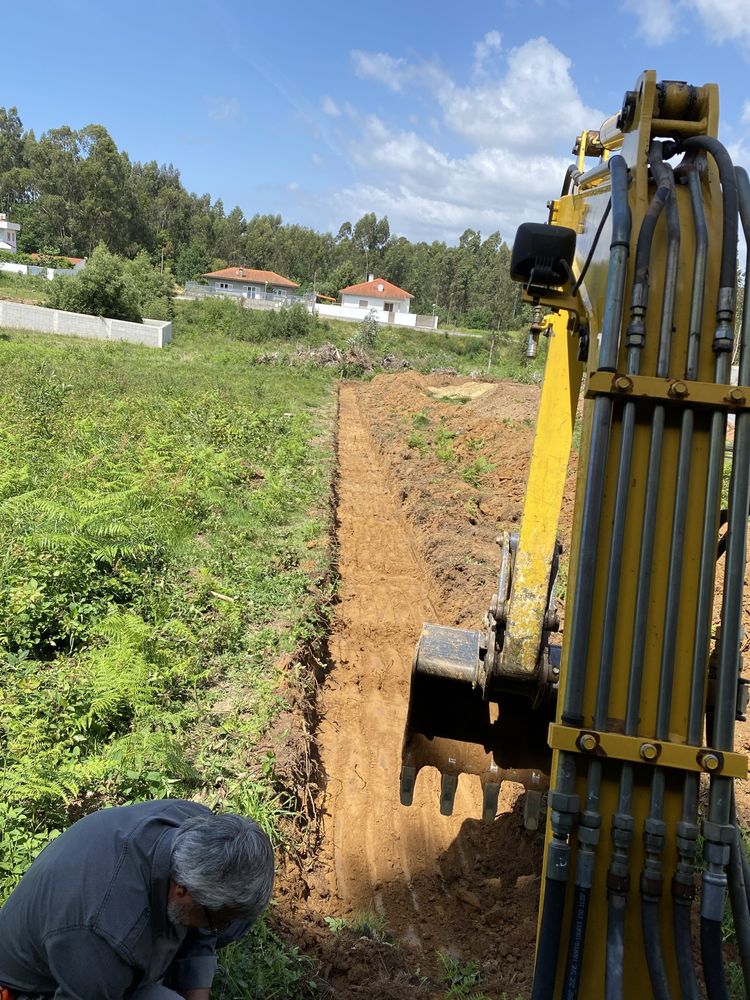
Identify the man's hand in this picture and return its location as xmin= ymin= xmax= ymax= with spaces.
xmin=179 ymin=991 xmax=211 ymax=1000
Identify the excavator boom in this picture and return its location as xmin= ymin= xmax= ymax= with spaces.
xmin=400 ymin=71 xmax=750 ymax=998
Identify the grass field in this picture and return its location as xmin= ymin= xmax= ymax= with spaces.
xmin=0 ymin=299 xmax=545 ymax=995
xmin=0 ymin=270 xmax=51 ymax=305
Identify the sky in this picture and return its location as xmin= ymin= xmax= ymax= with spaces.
xmin=5 ymin=0 xmax=749 ymax=245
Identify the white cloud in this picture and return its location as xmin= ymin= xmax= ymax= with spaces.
xmin=287 ymin=181 xmax=300 ymax=192
xmin=622 ymin=0 xmax=679 ymax=44
xmin=690 ymin=0 xmax=750 ymax=45
xmin=434 ymin=38 xmax=604 ymax=151
xmin=624 ymin=0 xmax=750 ymax=47
xmin=321 ymin=96 xmax=341 ymax=117
xmin=331 ymin=35 xmax=606 ymax=242
xmin=206 ymin=97 xmax=241 ymax=122
xmin=311 ymin=152 xmax=323 ymax=167
xmin=351 ymin=50 xmax=410 ymax=91
xmin=474 ymin=30 xmax=502 ymax=75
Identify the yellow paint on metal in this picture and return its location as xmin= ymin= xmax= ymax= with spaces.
xmin=501 ymin=311 xmax=583 ymax=676
xmin=548 ymin=725 xmax=748 ymax=779
xmin=536 ymin=72 xmax=733 ymax=996
xmin=586 ymin=370 xmax=750 ymax=411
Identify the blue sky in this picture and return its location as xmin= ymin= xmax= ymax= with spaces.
xmin=5 ymin=0 xmax=749 ymax=244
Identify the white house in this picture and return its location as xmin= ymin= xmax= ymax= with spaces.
xmin=0 ymin=213 xmax=20 ymax=253
xmin=339 ymin=276 xmax=413 ymax=315
xmin=202 ymin=266 xmax=299 ymax=300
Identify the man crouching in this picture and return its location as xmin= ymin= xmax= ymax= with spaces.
xmin=0 ymin=799 xmax=274 ymax=999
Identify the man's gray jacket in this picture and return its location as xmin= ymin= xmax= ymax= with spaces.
xmin=0 ymin=800 xmax=223 ymax=998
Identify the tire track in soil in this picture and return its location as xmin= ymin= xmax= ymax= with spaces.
xmin=313 ymin=383 xmax=542 ymax=998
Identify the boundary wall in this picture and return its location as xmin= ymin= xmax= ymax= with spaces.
xmin=0 ymin=300 xmax=172 ymax=348
xmin=314 ymin=302 xmax=438 ymax=330
xmin=0 ymin=261 xmax=78 ymax=280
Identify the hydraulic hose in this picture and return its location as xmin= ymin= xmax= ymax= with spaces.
xmin=637 ymin=147 xmax=682 ymax=1000
xmin=642 ymin=897 xmax=672 ymax=1000
xmin=562 ymin=884 xmax=590 ymax=999
xmin=604 ymin=144 xmax=674 ymax=1000
xmin=673 ymin=899 xmax=700 ymax=1000
xmin=720 ymin=168 xmax=750 ymax=1000
xmin=701 ymin=915 xmax=729 ymax=1000
xmin=605 ymin=893 xmax=625 ymax=999
xmin=727 ymin=805 xmax=750 ymax=997
xmin=532 ymin=876 xmax=568 ymax=1000
xmin=701 ymin=151 xmax=744 ymax=1000
xmin=552 ymin=156 xmax=631 ymax=1000
xmin=681 ymin=137 xmax=738 ymax=293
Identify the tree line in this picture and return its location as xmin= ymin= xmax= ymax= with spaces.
xmin=0 ymin=107 xmax=526 ymax=328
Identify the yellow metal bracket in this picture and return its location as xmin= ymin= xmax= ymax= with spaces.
xmin=586 ymin=371 xmax=750 ymax=411
xmin=549 ymin=724 xmax=748 ymax=779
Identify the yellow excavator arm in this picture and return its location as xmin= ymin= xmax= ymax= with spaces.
xmin=400 ymin=71 xmax=750 ymax=998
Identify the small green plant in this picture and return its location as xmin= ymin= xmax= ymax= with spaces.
xmin=350 ymin=309 xmax=380 ymax=350
xmin=438 ymin=951 xmax=491 ymax=1000
xmin=407 ymin=431 xmax=427 ymax=453
xmin=351 ymin=910 xmax=388 ymax=941
xmin=435 ymin=426 xmax=457 ymax=462
xmin=214 ymin=918 xmax=318 ymax=999
xmin=324 ymin=916 xmax=348 ymax=934
xmin=462 ymin=457 xmax=495 ymax=488
xmin=412 ymin=410 xmax=431 ymax=429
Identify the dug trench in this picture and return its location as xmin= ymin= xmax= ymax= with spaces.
xmin=270 ymin=371 xmax=750 ymax=998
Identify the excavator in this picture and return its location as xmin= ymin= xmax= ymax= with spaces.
xmin=399 ymin=71 xmax=750 ymax=998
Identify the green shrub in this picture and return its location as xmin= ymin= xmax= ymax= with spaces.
xmin=47 ymin=243 xmax=141 ymax=322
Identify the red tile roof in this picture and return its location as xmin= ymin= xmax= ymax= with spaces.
xmin=202 ymin=267 xmax=299 ymax=288
xmin=339 ymin=277 xmax=413 ymax=300
xmin=30 ymin=253 xmax=85 ymax=265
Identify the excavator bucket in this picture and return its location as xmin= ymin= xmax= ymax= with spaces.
xmin=400 ymin=624 xmax=553 ymax=828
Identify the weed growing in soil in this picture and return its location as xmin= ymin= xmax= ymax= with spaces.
xmin=214 ymin=919 xmax=318 ymax=1000
xmin=438 ymin=952 xmax=491 ymax=1000
xmin=462 ymin=457 xmax=495 ymax=488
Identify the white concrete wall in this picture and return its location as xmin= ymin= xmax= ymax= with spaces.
xmin=341 ymin=293 xmax=410 ymax=314
xmin=316 ymin=303 xmax=419 ymax=327
xmin=0 ymin=300 xmax=172 ymax=347
xmin=0 ymin=261 xmax=78 ymax=280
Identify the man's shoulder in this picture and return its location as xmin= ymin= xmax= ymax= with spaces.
xmin=76 ymin=799 xmax=212 ymax=838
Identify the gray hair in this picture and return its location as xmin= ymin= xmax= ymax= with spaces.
xmin=171 ymin=812 xmax=274 ymax=919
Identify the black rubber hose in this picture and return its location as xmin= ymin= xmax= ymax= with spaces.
xmin=728 ymin=797 xmax=750 ymax=996
xmin=605 ymin=893 xmax=626 ymax=1000
xmin=632 ymin=159 xmax=671 ymax=285
xmin=673 ymin=900 xmax=700 ymax=1000
xmin=642 ymin=897 xmax=672 ymax=1000
xmin=682 ymin=136 xmax=738 ymax=292
xmin=532 ymin=877 xmax=568 ymax=999
xmin=562 ymin=884 xmax=590 ymax=999
xmin=701 ymin=915 xmax=729 ymax=1000
xmin=741 ymin=837 xmax=750 ymax=915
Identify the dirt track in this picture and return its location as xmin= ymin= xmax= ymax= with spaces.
xmin=274 ymin=371 xmax=750 ymax=997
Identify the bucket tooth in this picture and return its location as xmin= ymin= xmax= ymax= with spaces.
xmin=524 ymin=789 xmax=544 ymax=831
xmin=400 ymin=765 xmax=417 ymax=806
xmin=439 ymin=773 xmax=459 ymax=816
xmin=482 ymin=781 xmax=501 ymax=825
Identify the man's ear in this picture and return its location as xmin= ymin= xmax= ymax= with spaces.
xmin=168 ymin=880 xmax=192 ymax=903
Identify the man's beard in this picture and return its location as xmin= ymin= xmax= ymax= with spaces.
xmin=167 ymin=899 xmax=194 ymax=927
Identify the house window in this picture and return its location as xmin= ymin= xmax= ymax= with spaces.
xmin=219 ymin=282 xmax=230 ymax=289
xmin=359 ymin=299 xmax=368 ymax=308
xmin=384 ymin=302 xmax=394 ymax=313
